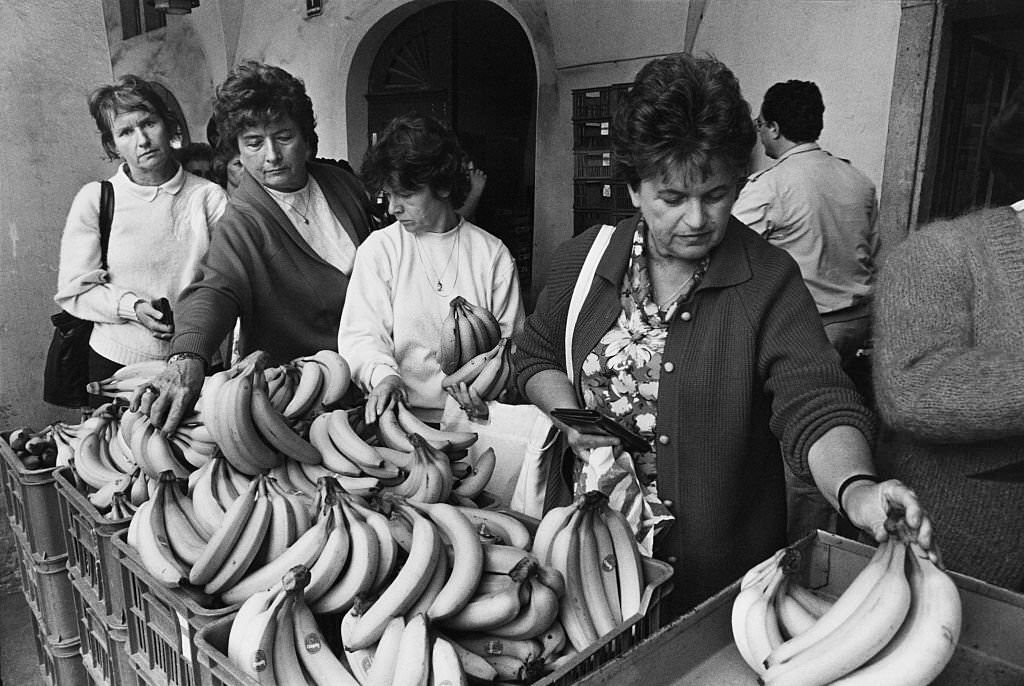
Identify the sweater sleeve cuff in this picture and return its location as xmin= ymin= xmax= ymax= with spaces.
xmin=170 ymin=331 xmax=217 ymax=365
xmin=117 ymin=293 xmax=142 ymax=321
xmin=368 ymin=363 xmax=400 ymax=389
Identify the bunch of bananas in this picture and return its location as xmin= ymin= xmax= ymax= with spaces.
xmin=229 ymin=565 xmax=361 ymax=685
xmin=731 ymin=531 xmax=962 ymax=685
xmin=531 ymin=492 xmax=647 ymax=653
xmin=121 ymin=407 xmax=215 ymax=479
xmin=437 ymin=297 xmax=503 ymax=375
xmin=441 ymin=336 xmax=515 ymax=405
xmin=86 ymin=359 xmax=169 ymax=400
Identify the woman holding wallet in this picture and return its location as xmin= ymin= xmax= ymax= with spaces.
xmin=55 ymin=75 xmax=227 ymax=387
xmin=513 ymin=53 xmax=936 ymax=621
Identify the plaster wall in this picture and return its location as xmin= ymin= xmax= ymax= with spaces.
xmin=0 ymin=0 xmax=114 ymax=430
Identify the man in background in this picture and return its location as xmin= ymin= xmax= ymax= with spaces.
xmin=733 ymin=80 xmax=879 ymax=541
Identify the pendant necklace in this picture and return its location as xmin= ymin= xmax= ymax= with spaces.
xmin=414 ymin=218 xmax=463 ymax=294
xmin=273 ymin=186 xmax=311 ymax=224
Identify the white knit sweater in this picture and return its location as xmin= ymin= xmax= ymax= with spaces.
xmin=55 ymin=165 xmax=227 ymax=365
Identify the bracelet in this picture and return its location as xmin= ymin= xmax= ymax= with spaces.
xmin=836 ymin=473 xmax=881 ymax=521
xmin=166 ymin=351 xmax=207 ymax=370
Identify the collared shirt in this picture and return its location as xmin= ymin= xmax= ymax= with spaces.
xmin=732 ymin=142 xmax=878 ymax=314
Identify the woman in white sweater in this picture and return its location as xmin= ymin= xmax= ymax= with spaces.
xmin=55 ymin=75 xmax=227 ymax=389
xmin=338 ymin=114 xmax=524 ymax=424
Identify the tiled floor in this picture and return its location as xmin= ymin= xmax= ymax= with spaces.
xmin=0 ymin=590 xmax=46 ymax=686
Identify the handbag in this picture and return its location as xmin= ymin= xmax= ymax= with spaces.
xmin=43 ymin=180 xmax=114 ymax=407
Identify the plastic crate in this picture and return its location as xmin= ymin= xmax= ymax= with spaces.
xmin=574 ymin=151 xmax=614 ymax=179
xmin=573 ymin=180 xmax=632 ymax=210
xmin=572 ymin=84 xmax=630 ymax=120
xmin=71 ymin=567 xmax=141 ymax=686
xmin=14 ymin=523 xmax=79 ymax=643
xmin=193 ymin=559 xmax=672 ymax=686
xmin=1 ymin=437 xmax=67 ymax=559
xmin=28 ymin=601 xmax=88 ymax=686
xmin=54 ymin=465 xmax=131 ymax=626
xmin=573 ymin=120 xmax=612 ymax=149
xmin=112 ymin=529 xmax=235 ymax=686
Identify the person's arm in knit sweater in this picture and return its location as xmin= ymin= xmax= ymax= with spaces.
xmin=874 ymin=223 xmax=1024 ymax=442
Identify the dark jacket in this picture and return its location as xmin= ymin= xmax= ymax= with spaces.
xmin=171 ymin=161 xmax=372 ymax=365
xmin=514 ymin=215 xmax=875 ymax=618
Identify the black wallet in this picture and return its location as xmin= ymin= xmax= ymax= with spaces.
xmin=549 ymin=408 xmax=650 ymax=454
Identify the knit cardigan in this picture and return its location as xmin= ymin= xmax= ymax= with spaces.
xmin=873 ymin=206 xmax=1024 ymax=590
xmin=514 ymin=215 xmax=874 ymax=618
xmin=171 ymin=162 xmax=372 ymax=366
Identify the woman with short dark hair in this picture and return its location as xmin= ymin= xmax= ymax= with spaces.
xmin=513 ymin=52 xmax=935 ymax=619
xmin=55 ymin=74 xmax=226 ymax=397
xmin=338 ymin=113 xmax=523 ymax=424
xmin=137 ymin=61 xmax=373 ymax=432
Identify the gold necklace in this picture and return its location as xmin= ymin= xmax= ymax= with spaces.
xmin=413 ymin=220 xmax=463 ymax=294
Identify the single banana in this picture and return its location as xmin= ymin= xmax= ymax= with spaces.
xmin=243 ymin=583 xmax=290 ymax=682
xmin=377 ymin=405 xmax=415 ymax=451
xmin=600 ymin=505 xmax=645 ymax=620
xmin=407 ymin=500 xmax=484 ymax=621
xmin=302 ymin=503 xmax=350 ymax=604
xmin=549 ymin=508 xmax=599 ymax=651
xmin=410 ymin=457 xmax=447 ymax=504
xmin=283 ymin=358 xmax=325 ymax=419
xmin=348 ymin=500 xmax=400 ymax=593
xmin=455 ymin=302 xmax=480 ymax=367
xmin=291 ymin=593 xmax=361 ymax=686
xmin=443 ymin=635 xmax=500 ymax=682
xmin=326 ymin=409 xmax=387 ymax=471
xmin=777 ymin=581 xmax=819 ymax=639
xmin=457 ymin=297 xmax=502 ymax=351
xmin=160 ymin=474 xmax=210 ymax=567
xmin=440 ymin=340 xmax=504 ymax=389
xmin=404 ymin=541 xmax=449 ymax=619
xmin=831 ymin=541 xmax=961 ymax=686
xmin=392 ymin=612 xmax=431 ymax=686
xmin=189 ymin=477 xmax=261 ymax=586
xmin=132 ymin=499 xmax=186 ymax=586
xmin=488 ymin=577 xmax=562 ymax=641
xmin=253 ymin=479 xmax=302 ymax=568
xmin=228 ymin=584 xmax=280 ymax=676
xmin=591 ymin=508 xmax=622 ymax=625
xmin=271 ymin=592 xmax=305 ymax=686
xmin=439 ymin=574 xmax=525 ymax=633
xmin=339 ymin=613 xmax=374 ymax=685
xmin=364 ymin=615 xmax=405 ymax=686
xmin=762 ymin=539 xmax=912 ymax=686
xmin=741 ymin=563 xmax=787 ymax=675
xmin=143 ymin=429 xmax=191 ymax=479
xmin=311 ymin=501 xmax=381 ymax=615
xmin=531 ymin=501 xmax=579 ymax=564
xmin=431 ymin=635 xmax=469 ymax=686
xmin=467 ymin=339 xmax=507 ymax=401
xmin=303 ymin=349 xmax=352 ymax=409
xmin=452 ymin=447 xmax=496 ymax=498
xmin=203 ymin=477 xmax=274 ymax=597
xmin=395 ymin=402 xmax=478 ymax=451
xmin=340 ymin=501 xmax=442 ymax=650
xmin=307 ymin=413 xmax=363 ymax=476
xmin=75 ymin=427 xmax=128 ymax=489
xmin=437 ymin=300 xmax=462 ymax=375
xmin=286 ymin=457 xmax=320 ymax=501
xmin=765 ymin=538 xmax=895 ymax=668
xmin=250 ymin=370 xmax=322 ymax=465
xmin=787 ymin=583 xmax=835 ymax=619
xmin=578 ymin=508 xmax=619 ymax=638
xmin=269 ymin=365 xmax=299 ymax=413
xmin=455 ymin=505 xmax=532 ymax=550
xmin=221 ymin=500 xmax=331 ymax=605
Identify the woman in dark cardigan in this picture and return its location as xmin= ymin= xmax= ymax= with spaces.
xmin=513 ymin=53 xmax=936 ymax=620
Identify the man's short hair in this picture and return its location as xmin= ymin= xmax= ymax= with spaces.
xmin=761 ymin=80 xmax=824 ymax=143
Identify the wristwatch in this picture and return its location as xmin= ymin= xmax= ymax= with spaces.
xmin=166 ymin=351 xmax=207 ymax=370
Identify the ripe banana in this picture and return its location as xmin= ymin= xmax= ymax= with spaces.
xmin=457 ymin=634 xmax=542 ymax=665
xmin=159 ymin=474 xmax=210 ymax=567
xmin=787 ymin=582 xmax=835 ymax=618
xmin=456 ymin=297 xmax=502 ymax=354
xmin=271 ymin=591 xmax=304 ymax=685
xmin=456 ymin=505 xmax=533 ymax=550
xmin=578 ymin=508 xmax=619 ymax=638
xmin=777 ymin=581 xmax=819 ymax=639
xmin=283 ymin=358 xmax=325 ymax=419
xmin=452 ymin=447 xmax=496 ymax=499
xmin=549 ymin=508 xmax=598 ymax=651
xmin=441 ymin=340 xmax=504 ymax=389
xmin=291 ymin=592 xmax=360 ymax=686
xmin=364 ymin=615 xmax=405 ymax=685
xmin=407 ymin=500 xmax=484 ymax=621
xmin=488 ymin=576 xmax=562 ymax=640
xmin=340 ymin=501 xmax=441 ymax=650
xmin=437 ymin=300 xmax=463 ymax=375
xmin=189 ymin=477 xmax=261 ymax=586
xmin=531 ymin=501 xmax=578 ymax=564
xmin=395 ymin=402 xmax=478 ymax=451
xmin=441 ymin=574 xmax=526 ymax=633
xmin=455 ymin=302 xmax=480 ymax=368
xmin=831 ymin=542 xmax=961 ymax=686
xmin=132 ymin=497 xmax=187 ymax=586
xmin=250 ymin=370 xmax=322 ymax=465
xmin=348 ymin=500 xmax=399 ymax=593
xmin=203 ymin=477 xmax=274 ymax=596
xmin=431 ymin=635 xmax=469 ymax=686
xmin=302 ymin=503 xmax=350 ymax=604
xmin=228 ymin=586 xmax=280 ymax=678
xmin=311 ymin=501 xmax=381 ymax=615
xmin=253 ymin=478 xmax=302 ymax=567
xmin=762 ymin=539 xmax=912 ymax=686
xmin=601 ymin=505 xmax=645 ymax=620
xmin=391 ymin=612 xmax=431 ymax=686
xmin=467 ymin=338 xmax=509 ymax=401
xmin=300 ymin=349 xmax=352 ymax=409
xmin=326 ymin=409 xmax=387 ymax=471
xmin=444 ymin=635 xmax=500 ymax=682
xmin=376 ymin=405 xmax=414 ymax=451
xmin=308 ymin=412 xmax=363 ymax=476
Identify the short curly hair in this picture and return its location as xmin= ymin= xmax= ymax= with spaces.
xmin=88 ymin=75 xmax=181 ymax=161
xmin=360 ymin=113 xmax=470 ymax=210
xmin=212 ymin=61 xmax=318 ymax=157
xmin=760 ymin=80 xmax=824 ymax=144
xmin=613 ymin=53 xmax=756 ymax=189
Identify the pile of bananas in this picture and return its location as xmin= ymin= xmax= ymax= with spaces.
xmin=731 ymin=530 xmax=962 ymax=685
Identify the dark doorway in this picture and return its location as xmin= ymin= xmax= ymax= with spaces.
xmin=366 ymin=1 xmax=537 ymax=296
xmin=928 ymin=4 xmax=1024 ymax=221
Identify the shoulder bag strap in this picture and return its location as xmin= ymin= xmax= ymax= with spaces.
xmin=98 ymin=180 xmax=114 ymax=270
xmin=564 ymin=223 xmax=617 ymax=385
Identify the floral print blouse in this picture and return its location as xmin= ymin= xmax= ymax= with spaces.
xmin=579 ymin=220 xmax=709 ymax=543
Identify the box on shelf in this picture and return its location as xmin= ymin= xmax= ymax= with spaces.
xmin=193 ymin=557 xmax=673 ymax=686
xmin=111 ymin=529 xmax=235 ymax=686
xmin=13 ymin=522 xmax=78 ymax=644
xmin=573 ymin=180 xmax=632 ymax=211
xmin=1 ymin=437 xmax=67 ymax=559
xmin=71 ymin=566 xmax=141 ymax=686
xmin=572 ymin=84 xmax=631 ymax=121
xmin=574 ymin=151 xmax=614 ymax=179
xmin=54 ymin=465 xmax=131 ymax=626
xmin=572 ymin=530 xmax=1024 ymax=685
xmin=573 ymin=120 xmax=613 ymax=150
xmin=28 ymin=598 xmax=88 ymax=686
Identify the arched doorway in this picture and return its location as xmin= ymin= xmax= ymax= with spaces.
xmin=365 ymin=1 xmax=537 ymax=296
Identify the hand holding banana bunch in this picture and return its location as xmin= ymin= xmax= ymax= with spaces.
xmin=437 ymin=297 xmax=514 ymax=420
xmin=731 ymin=520 xmax=962 ymax=685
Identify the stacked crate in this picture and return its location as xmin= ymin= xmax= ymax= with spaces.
xmin=0 ymin=439 xmax=87 ymax=685
xmin=572 ymin=83 xmax=635 ymax=235
xmin=54 ymin=466 xmax=140 ymax=686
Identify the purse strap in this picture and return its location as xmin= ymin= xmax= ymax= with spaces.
xmin=98 ymin=180 xmax=114 ymax=270
xmin=564 ymin=224 xmax=617 ymax=385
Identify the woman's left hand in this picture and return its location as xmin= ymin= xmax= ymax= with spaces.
xmin=844 ymin=478 xmax=940 ymax=565
xmin=135 ymin=300 xmax=173 ymax=339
